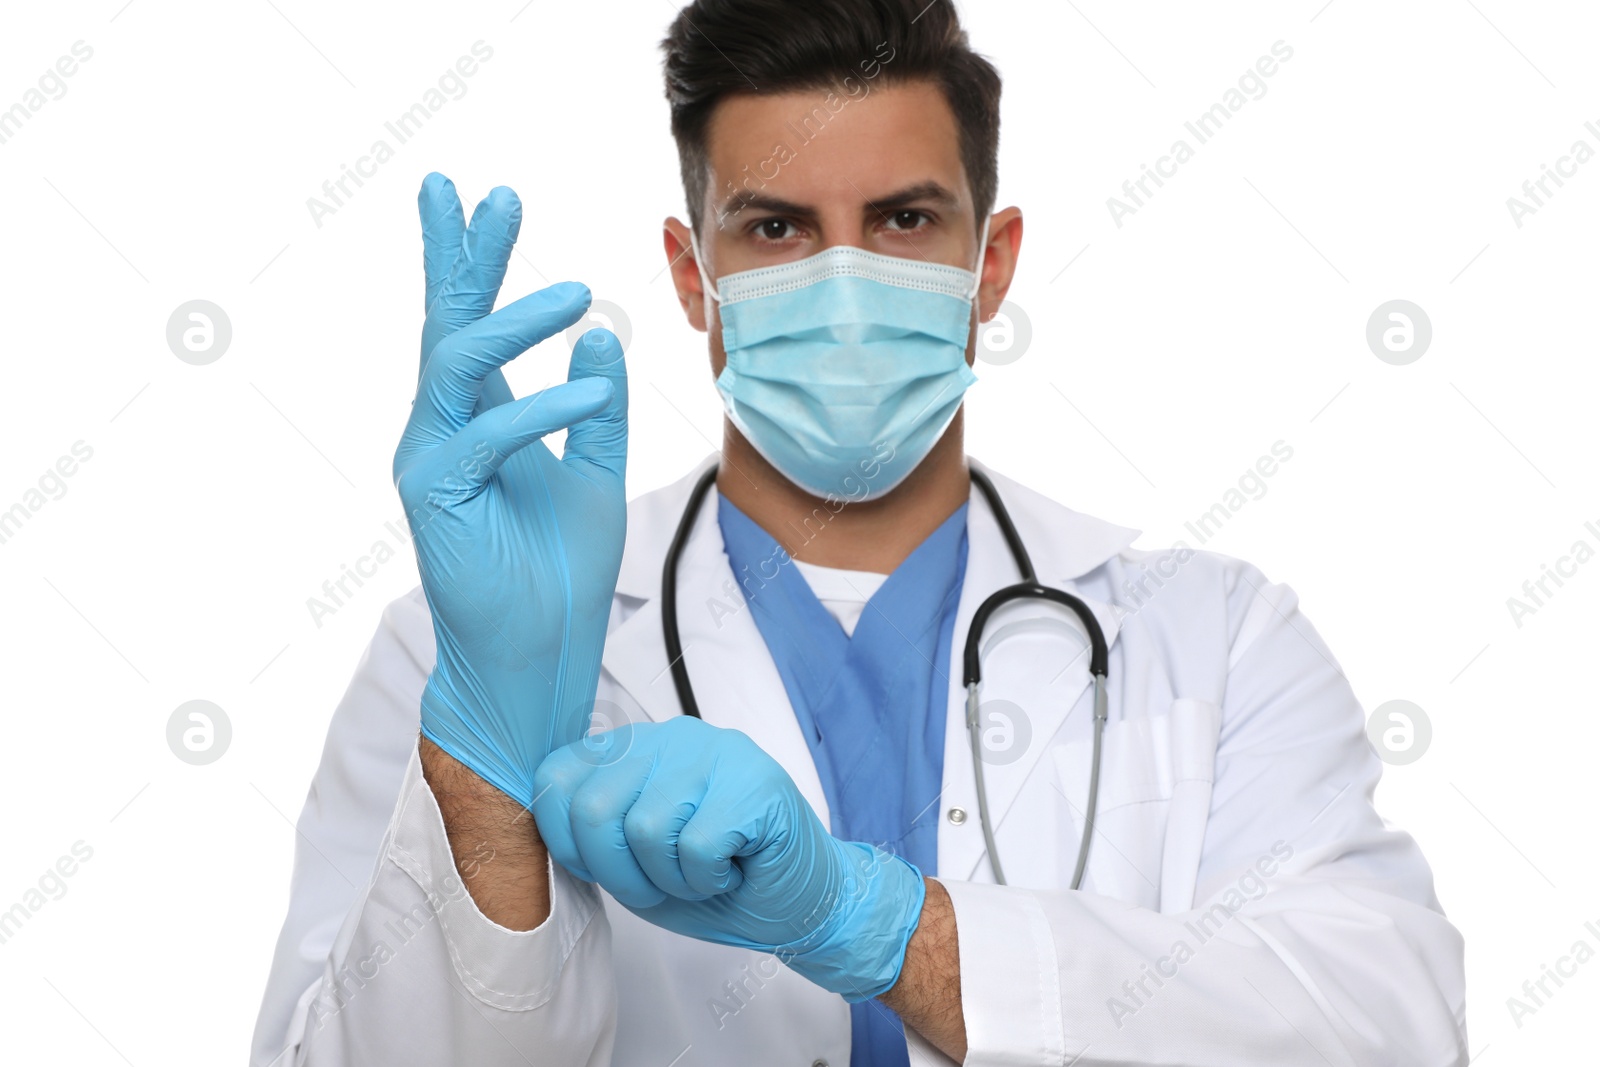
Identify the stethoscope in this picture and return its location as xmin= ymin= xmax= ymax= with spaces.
xmin=661 ymin=466 xmax=1109 ymax=890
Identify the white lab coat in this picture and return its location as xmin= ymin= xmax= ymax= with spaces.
xmin=251 ymin=457 xmax=1467 ymax=1066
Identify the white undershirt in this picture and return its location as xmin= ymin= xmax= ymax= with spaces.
xmin=790 ymin=559 xmax=889 ymax=637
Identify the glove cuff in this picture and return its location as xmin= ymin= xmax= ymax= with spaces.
xmin=776 ymin=843 xmax=928 ymax=1003
xmin=419 ymin=675 xmax=542 ymax=810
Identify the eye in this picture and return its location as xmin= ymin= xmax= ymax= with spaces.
xmin=754 ymin=217 xmax=797 ymax=241
xmin=883 ymin=209 xmax=930 ymax=232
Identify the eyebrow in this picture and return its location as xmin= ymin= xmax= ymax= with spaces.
xmin=714 ymin=180 xmax=963 ymax=229
xmin=859 ymin=181 xmax=962 ymax=216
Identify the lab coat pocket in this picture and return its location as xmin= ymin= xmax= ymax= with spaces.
xmin=1050 ymin=698 xmax=1220 ymax=911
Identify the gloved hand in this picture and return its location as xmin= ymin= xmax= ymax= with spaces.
xmin=394 ymin=172 xmax=628 ymax=810
xmin=531 ymin=717 xmax=928 ymax=1001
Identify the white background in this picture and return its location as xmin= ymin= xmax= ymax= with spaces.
xmin=1 ymin=0 xmax=1595 ymax=1062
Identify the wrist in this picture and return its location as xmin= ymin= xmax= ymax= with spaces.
xmin=420 ymin=736 xmax=552 ymax=930
xmin=782 ymin=842 xmax=928 ymax=1002
xmin=420 ymin=675 xmax=556 ymax=807
xmin=880 ymin=877 xmax=966 ymax=1060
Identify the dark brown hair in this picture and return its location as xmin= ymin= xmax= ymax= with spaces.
xmin=661 ymin=0 xmax=1001 ymax=234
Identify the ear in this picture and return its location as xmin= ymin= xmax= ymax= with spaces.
xmin=976 ymin=207 xmax=1024 ymax=323
xmin=663 ymin=218 xmax=709 ymax=333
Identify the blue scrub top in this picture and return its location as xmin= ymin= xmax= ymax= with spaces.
xmin=717 ymin=495 xmax=970 ymax=1067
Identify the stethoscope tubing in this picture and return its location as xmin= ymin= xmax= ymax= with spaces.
xmin=661 ymin=465 xmax=1109 ymax=890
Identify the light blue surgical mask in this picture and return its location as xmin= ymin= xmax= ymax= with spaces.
xmin=694 ymin=222 xmax=989 ymax=501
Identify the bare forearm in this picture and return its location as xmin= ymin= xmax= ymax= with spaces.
xmin=418 ymin=735 xmax=551 ymax=930
xmin=881 ymin=877 xmax=966 ymax=1060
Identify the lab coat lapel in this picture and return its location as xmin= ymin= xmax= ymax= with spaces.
xmin=599 ymin=457 xmax=833 ymax=823
xmin=936 ymin=460 xmax=1140 ymax=883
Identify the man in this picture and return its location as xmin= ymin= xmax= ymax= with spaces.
xmin=251 ymin=1 xmax=1467 ymax=1063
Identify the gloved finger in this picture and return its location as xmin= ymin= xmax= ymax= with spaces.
xmin=475 ymin=371 xmax=515 ymax=415
xmin=622 ymin=768 xmax=710 ymax=901
xmin=561 ymin=328 xmax=628 ymax=483
xmin=411 ymin=281 xmax=592 ymax=441
xmin=430 ymin=186 xmax=523 ymax=345
xmin=433 ymin=377 xmax=612 ymax=493
xmin=677 ymin=808 xmax=749 ymax=898
xmin=416 ymin=175 xmax=514 ymax=416
xmin=530 ymin=745 xmax=596 ymax=882
xmin=566 ymin=764 xmax=668 ymax=910
xmin=418 ymin=173 xmax=466 ymax=314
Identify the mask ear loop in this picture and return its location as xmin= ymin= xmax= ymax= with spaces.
xmin=967 ymin=214 xmax=992 ymax=303
xmin=689 ymin=229 xmax=722 ymax=304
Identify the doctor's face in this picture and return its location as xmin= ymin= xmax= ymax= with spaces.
xmin=664 ymin=79 xmax=1021 ymax=377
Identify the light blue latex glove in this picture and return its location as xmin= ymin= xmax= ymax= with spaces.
xmin=395 ymin=173 xmax=628 ymax=810
xmin=531 ymin=718 xmax=928 ymax=1002
xmin=416 ymin=173 xmax=517 ymax=416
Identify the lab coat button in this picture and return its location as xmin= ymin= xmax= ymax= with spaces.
xmin=947 ymin=807 xmax=967 ymax=825
xmin=812 ymin=1060 xmax=829 ymax=1067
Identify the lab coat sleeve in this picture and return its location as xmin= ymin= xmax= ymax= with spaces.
xmin=941 ymin=562 xmax=1468 ymax=1067
xmin=250 ymin=589 xmax=618 ymax=1066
